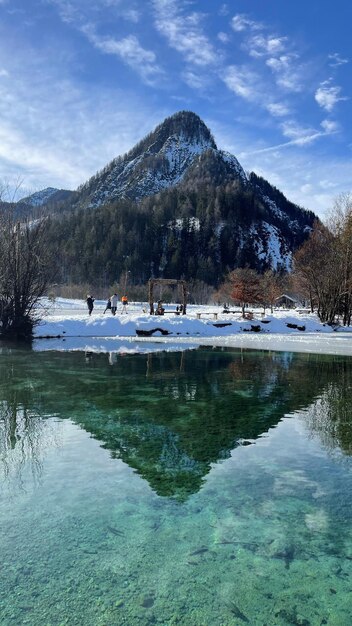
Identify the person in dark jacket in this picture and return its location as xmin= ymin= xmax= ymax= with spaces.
xmin=103 ymin=297 xmax=112 ymax=314
xmin=86 ymin=295 xmax=94 ymax=315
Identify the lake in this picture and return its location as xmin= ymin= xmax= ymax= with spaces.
xmin=1 ymin=344 xmax=352 ymax=625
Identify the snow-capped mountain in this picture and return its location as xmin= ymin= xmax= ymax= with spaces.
xmin=19 ymin=187 xmax=61 ymax=207
xmin=34 ymin=111 xmax=317 ymax=281
xmin=75 ymin=111 xmax=249 ymax=208
xmin=7 ymin=187 xmax=74 ymax=218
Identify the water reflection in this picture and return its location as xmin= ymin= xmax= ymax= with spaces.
xmin=0 ymin=345 xmax=352 ymax=499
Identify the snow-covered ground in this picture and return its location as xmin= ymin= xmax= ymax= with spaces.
xmin=32 ymin=298 xmax=352 ymax=356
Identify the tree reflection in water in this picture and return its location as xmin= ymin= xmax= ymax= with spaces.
xmin=0 ymin=345 xmax=352 ymax=498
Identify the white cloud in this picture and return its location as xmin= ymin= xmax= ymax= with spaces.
xmin=328 ymin=52 xmax=349 ymax=68
xmin=231 ymin=14 xmax=263 ymax=33
xmin=281 ymin=120 xmax=320 ymax=143
xmin=182 ymin=70 xmax=210 ymax=90
xmin=0 ymin=42 xmax=162 ymax=190
xmin=266 ymin=102 xmax=290 ymax=117
xmin=266 ymin=54 xmax=303 ymax=92
xmin=219 ymin=4 xmax=229 ymax=17
xmin=248 ymin=34 xmax=287 ymax=58
xmin=222 ymin=65 xmax=261 ymax=101
xmin=152 ymin=0 xmax=219 ymax=66
xmin=241 ymin=132 xmax=325 ymax=156
xmin=315 ymin=81 xmax=347 ymax=112
xmin=217 ymin=32 xmax=230 ymax=44
xmin=81 ymin=25 xmax=162 ymax=84
xmin=0 ymin=68 xmax=9 ymax=77
xmin=47 ymin=0 xmax=80 ymax=24
xmin=321 ymin=119 xmax=339 ymax=133
xmin=234 ymin=18 xmax=304 ymax=93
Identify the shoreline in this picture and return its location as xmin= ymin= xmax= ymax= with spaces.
xmin=31 ymin=332 xmax=352 ymax=357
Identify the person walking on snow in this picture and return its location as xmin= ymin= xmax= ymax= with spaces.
xmin=86 ymin=295 xmax=94 ymax=316
xmin=121 ymin=295 xmax=128 ymax=313
xmin=111 ymin=293 xmax=118 ymax=315
xmin=103 ymin=297 xmax=112 ymax=314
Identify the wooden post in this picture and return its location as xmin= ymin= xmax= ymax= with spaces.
xmin=148 ymin=279 xmax=154 ymax=314
xmin=182 ymin=281 xmax=187 ymax=314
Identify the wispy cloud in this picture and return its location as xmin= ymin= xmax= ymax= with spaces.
xmin=219 ymin=4 xmax=229 ymax=17
xmin=240 ymin=119 xmax=337 ymax=157
xmin=266 ymin=102 xmax=290 ymax=117
xmin=47 ymin=1 xmax=160 ymax=83
xmin=248 ymin=34 xmax=287 ymax=58
xmin=0 ymin=38 xmax=162 ymax=190
xmin=222 ymin=65 xmax=261 ymax=101
xmin=315 ymin=80 xmax=347 ymax=112
xmin=217 ymin=32 xmax=230 ymax=44
xmin=231 ymin=14 xmax=263 ymax=33
xmin=211 ymin=118 xmax=349 ymax=216
xmin=321 ymin=119 xmax=339 ymax=133
xmin=47 ymin=0 xmax=80 ymax=24
xmin=240 ymin=133 xmax=325 ymax=156
xmin=328 ymin=52 xmax=349 ymax=68
xmin=229 ymin=11 xmax=310 ymax=98
xmin=181 ymin=69 xmax=210 ymax=91
xmin=152 ymin=0 xmax=219 ymax=66
xmin=281 ymin=120 xmax=324 ymax=144
xmin=266 ymin=54 xmax=303 ymax=92
xmin=81 ymin=24 xmax=162 ymax=83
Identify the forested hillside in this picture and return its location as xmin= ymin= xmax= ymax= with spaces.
xmin=46 ymin=177 xmax=315 ymax=287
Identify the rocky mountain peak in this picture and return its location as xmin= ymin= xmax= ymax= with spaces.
xmin=76 ymin=111 xmax=219 ymax=207
xmin=19 ymin=187 xmax=60 ymax=207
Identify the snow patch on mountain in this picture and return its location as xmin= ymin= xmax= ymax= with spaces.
xmin=218 ymin=150 xmax=247 ymax=184
xmin=20 ymin=187 xmax=60 ymax=207
xmin=169 ymin=217 xmax=200 ymax=231
xmin=261 ymin=195 xmax=285 ymax=221
xmin=250 ymin=222 xmax=292 ymax=271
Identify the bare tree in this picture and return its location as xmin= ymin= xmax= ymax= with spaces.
xmin=326 ymin=193 xmax=352 ymax=325
xmin=0 ymin=207 xmax=56 ymax=339
xmin=260 ymin=270 xmax=286 ymax=313
xmin=293 ymin=221 xmax=343 ymax=324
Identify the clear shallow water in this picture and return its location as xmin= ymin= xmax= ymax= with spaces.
xmin=1 ymin=345 xmax=352 ymax=626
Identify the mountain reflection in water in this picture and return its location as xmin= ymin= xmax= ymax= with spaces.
xmin=1 ymin=345 xmax=352 ymax=499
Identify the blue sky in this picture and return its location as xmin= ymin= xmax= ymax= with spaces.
xmin=0 ymin=0 xmax=351 ymax=216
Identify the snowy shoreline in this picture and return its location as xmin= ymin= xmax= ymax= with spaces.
xmin=32 ymin=298 xmax=352 ymax=356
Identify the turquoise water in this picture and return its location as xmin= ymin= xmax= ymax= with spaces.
xmin=1 ymin=345 xmax=352 ymax=626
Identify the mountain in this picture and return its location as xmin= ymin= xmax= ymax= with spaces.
xmin=0 ymin=187 xmax=74 ymax=219
xmin=20 ymin=187 xmax=63 ymax=207
xmin=40 ymin=111 xmax=317 ymax=285
xmin=74 ymin=111 xmax=223 ymax=207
